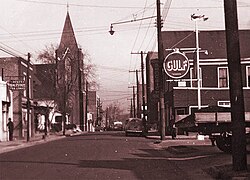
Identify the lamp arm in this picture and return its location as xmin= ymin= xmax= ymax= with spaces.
xmin=111 ymin=15 xmax=157 ymax=26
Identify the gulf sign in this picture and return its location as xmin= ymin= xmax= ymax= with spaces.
xmin=163 ymin=51 xmax=190 ymax=79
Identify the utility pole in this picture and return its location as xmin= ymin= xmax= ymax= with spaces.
xmin=85 ymin=81 xmax=88 ymax=131
xmin=1 ymin=68 xmax=3 ymax=81
xmin=130 ymin=98 xmax=133 ymax=118
xmin=106 ymin=107 xmax=109 ymax=130
xmin=129 ymin=69 xmax=140 ymax=118
xmin=224 ymin=0 xmax=247 ymax=171
xmin=26 ymin=53 xmax=31 ymax=142
xmin=62 ymin=79 xmax=66 ymax=135
xmin=157 ymin=0 xmax=165 ymax=140
xmin=136 ymin=70 xmax=140 ymax=118
xmin=78 ymin=48 xmax=84 ymax=131
xmin=128 ymin=85 xmax=136 ymax=118
xmin=140 ymin=51 xmax=147 ymax=133
xmin=45 ymin=105 xmax=49 ymax=137
xmin=131 ymin=51 xmax=147 ymax=125
xmin=132 ymin=86 xmax=136 ymax=117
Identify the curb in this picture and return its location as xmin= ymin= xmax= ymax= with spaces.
xmin=0 ymin=134 xmax=65 ymax=154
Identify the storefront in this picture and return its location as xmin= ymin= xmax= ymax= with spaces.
xmin=0 ymin=77 xmax=13 ymax=141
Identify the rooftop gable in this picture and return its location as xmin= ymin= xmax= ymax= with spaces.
xmin=58 ymin=12 xmax=78 ymax=57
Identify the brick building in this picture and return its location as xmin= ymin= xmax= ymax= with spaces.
xmin=0 ymin=57 xmax=34 ymax=139
xmin=146 ymin=30 xmax=250 ymax=133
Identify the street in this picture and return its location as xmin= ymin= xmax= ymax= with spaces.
xmin=0 ymin=132 xmax=245 ymax=180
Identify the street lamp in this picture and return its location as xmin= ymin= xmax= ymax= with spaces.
xmin=109 ymin=15 xmax=157 ymax=35
xmin=109 ymin=25 xmax=114 ymax=35
xmin=191 ymin=13 xmax=208 ymax=109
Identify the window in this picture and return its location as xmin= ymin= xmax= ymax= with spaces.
xmin=190 ymin=67 xmax=202 ymax=88
xmin=218 ymin=101 xmax=231 ymax=107
xmin=65 ymin=57 xmax=72 ymax=82
xmin=23 ymin=72 xmax=26 ymax=97
xmin=218 ymin=67 xmax=228 ymax=88
xmin=176 ymin=108 xmax=186 ymax=115
xmin=247 ymin=66 xmax=250 ymax=87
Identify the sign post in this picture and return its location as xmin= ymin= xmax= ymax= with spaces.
xmin=163 ymin=51 xmax=190 ymax=79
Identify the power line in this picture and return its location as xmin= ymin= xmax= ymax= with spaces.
xmin=0 ymin=25 xmax=36 ymax=52
xmin=0 ymin=44 xmax=23 ymax=58
xmin=0 ymin=42 xmax=25 ymax=57
xmin=17 ymin=0 xmax=157 ymax=9
xmin=17 ymin=0 xmax=250 ymax=9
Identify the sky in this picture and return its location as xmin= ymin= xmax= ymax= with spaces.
xmin=0 ymin=0 xmax=249 ymax=111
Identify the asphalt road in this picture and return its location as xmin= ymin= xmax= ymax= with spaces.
xmin=0 ymin=132 xmax=232 ymax=180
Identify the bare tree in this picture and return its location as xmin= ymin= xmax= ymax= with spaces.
xmin=36 ymin=44 xmax=98 ymax=134
xmin=36 ymin=43 xmax=58 ymax=64
xmin=36 ymin=44 xmax=98 ymax=89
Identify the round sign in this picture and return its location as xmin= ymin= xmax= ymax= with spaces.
xmin=163 ymin=51 xmax=190 ymax=79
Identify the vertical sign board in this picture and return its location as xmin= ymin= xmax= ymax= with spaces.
xmin=163 ymin=51 xmax=190 ymax=79
xmin=151 ymin=59 xmax=160 ymax=97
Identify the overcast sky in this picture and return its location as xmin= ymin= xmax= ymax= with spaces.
xmin=0 ymin=0 xmax=249 ymax=111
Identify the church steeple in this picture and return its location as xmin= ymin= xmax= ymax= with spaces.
xmin=58 ymin=10 xmax=78 ymax=56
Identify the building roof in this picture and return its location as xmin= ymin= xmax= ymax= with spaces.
xmin=162 ymin=30 xmax=250 ymax=59
xmin=58 ymin=12 xmax=78 ymax=57
xmin=33 ymin=64 xmax=56 ymax=100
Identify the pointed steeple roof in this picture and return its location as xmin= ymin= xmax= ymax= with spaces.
xmin=58 ymin=11 xmax=78 ymax=56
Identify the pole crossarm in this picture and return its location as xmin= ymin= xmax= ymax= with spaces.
xmin=129 ymin=70 xmax=141 ymax=73
xmin=131 ymin=52 xmax=148 ymax=55
xmin=165 ymin=48 xmax=208 ymax=55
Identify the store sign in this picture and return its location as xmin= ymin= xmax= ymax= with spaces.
xmin=8 ymin=80 xmax=25 ymax=90
xmin=163 ymin=51 xmax=190 ymax=79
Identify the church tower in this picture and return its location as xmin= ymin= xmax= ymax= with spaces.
xmin=57 ymin=10 xmax=83 ymax=127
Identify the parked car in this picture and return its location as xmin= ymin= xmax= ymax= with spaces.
xmin=113 ymin=121 xmax=123 ymax=131
xmin=125 ymin=118 xmax=144 ymax=136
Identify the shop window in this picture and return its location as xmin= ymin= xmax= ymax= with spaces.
xmin=190 ymin=67 xmax=202 ymax=88
xmin=218 ymin=67 xmax=228 ymax=88
xmin=247 ymin=66 xmax=250 ymax=87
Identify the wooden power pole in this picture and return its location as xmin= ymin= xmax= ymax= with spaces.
xmin=26 ymin=53 xmax=31 ymax=142
xmin=224 ymin=0 xmax=247 ymax=171
xmin=157 ymin=0 xmax=166 ymax=140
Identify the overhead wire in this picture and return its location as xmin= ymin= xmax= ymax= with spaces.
xmin=138 ymin=4 xmax=156 ymax=51
xmin=0 ymin=25 xmax=36 ymax=53
xmin=0 ymin=42 xmax=25 ymax=57
xmin=130 ymin=0 xmax=149 ymax=68
xmin=17 ymin=0 xmax=157 ymax=9
xmin=17 ymin=0 xmax=250 ymax=9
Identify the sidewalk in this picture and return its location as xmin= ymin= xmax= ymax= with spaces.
xmin=147 ymin=134 xmax=250 ymax=179
xmin=0 ymin=130 xmax=81 ymax=154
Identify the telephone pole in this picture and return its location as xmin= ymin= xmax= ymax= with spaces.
xmin=157 ymin=0 xmax=165 ymax=140
xmin=133 ymin=86 xmax=136 ymax=117
xmin=85 ymin=81 xmax=89 ymax=131
xmin=131 ymin=51 xmax=147 ymax=132
xmin=140 ymin=51 xmax=147 ymax=133
xmin=129 ymin=69 xmax=140 ymax=118
xmin=128 ymin=86 xmax=136 ymax=117
xmin=130 ymin=98 xmax=133 ymax=118
xmin=26 ymin=53 xmax=31 ymax=142
xmin=78 ymin=48 xmax=84 ymax=131
xmin=136 ymin=70 xmax=140 ymax=118
xmin=224 ymin=0 xmax=247 ymax=171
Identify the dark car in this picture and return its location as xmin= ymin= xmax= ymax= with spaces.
xmin=125 ymin=118 xmax=144 ymax=136
xmin=113 ymin=121 xmax=123 ymax=131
